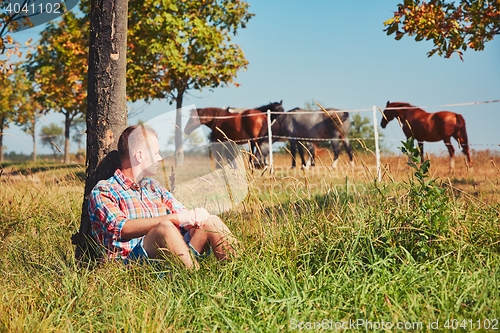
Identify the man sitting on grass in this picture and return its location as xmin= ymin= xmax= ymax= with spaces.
xmin=88 ymin=125 xmax=237 ymax=269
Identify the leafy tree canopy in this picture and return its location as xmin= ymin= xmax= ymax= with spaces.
xmin=0 ymin=65 xmax=29 ymax=162
xmin=0 ymin=65 xmax=31 ymax=157
xmin=384 ymin=0 xmax=500 ymax=59
xmin=0 ymin=0 xmax=37 ymax=72
xmin=127 ymin=0 xmax=254 ymax=105
xmin=0 ymin=65 xmax=27 ymax=125
xmin=26 ymin=10 xmax=88 ymax=163
xmin=27 ymin=11 xmax=88 ymax=114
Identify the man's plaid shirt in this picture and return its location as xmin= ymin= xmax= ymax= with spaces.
xmin=89 ymin=169 xmax=187 ymax=260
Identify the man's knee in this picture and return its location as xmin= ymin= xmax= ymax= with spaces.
xmin=155 ymin=219 xmax=178 ymax=234
xmin=143 ymin=219 xmax=185 ymax=258
xmin=198 ymin=216 xmax=234 ymax=241
xmin=145 ymin=219 xmax=180 ymax=246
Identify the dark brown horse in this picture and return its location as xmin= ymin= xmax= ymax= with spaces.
xmin=259 ymin=107 xmax=354 ymax=169
xmin=381 ymin=101 xmax=472 ymax=167
xmin=184 ymin=101 xmax=284 ymax=167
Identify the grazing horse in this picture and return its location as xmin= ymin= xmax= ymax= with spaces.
xmin=184 ymin=101 xmax=284 ymax=168
xmin=260 ymin=107 xmax=354 ymax=169
xmin=381 ymin=101 xmax=472 ymax=167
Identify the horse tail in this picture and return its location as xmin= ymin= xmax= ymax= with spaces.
xmin=455 ymin=114 xmax=472 ymax=164
xmin=455 ymin=114 xmax=469 ymax=146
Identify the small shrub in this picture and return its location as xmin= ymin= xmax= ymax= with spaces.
xmin=387 ymin=138 xmax=453 ymax=259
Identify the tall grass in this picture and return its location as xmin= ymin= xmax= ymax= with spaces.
xmin=1 ymin=150 xmax=499 ymax=332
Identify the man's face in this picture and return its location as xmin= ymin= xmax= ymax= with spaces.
xmin=139 ymin=133 xmax=163 ymax=177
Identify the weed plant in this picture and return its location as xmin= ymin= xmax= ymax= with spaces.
xmin=1 ymin=148 xmax=499 ymax=332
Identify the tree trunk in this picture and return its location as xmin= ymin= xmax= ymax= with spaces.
xmin=0 ymin=115 xmax=5 ymax=163
xmin=72 ymin=0 xmax=128 ymax=263
xmin=174 ymin=92 xmax=184 ymax=166
xmin=64 ymin=111 xmax=71 ymax=164
xmin=32 ymin=118 xmax=37 ymax=163
xmin=0 ymin=136 xmax=3 ymax=164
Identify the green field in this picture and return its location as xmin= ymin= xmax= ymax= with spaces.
xmin=1 ymin=148 xmax=499 ymax=332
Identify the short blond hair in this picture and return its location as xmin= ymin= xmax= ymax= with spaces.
xmin=118 ymin=125 xmax=158 ymax=163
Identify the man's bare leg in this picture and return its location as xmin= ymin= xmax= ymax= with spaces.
xmin=142 ymin=219 xmax=197 ymax=269
xmin=189 ymin=216 xmax=238 ymax=261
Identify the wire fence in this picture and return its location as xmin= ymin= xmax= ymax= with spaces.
xmin=189 ymin=99 xmax=500 ymax=181
xmin=186 ymin=99 xmax=500 ymax=119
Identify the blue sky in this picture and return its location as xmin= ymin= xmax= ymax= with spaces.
xmin=4 ymin=0 xmax=500 ymax=156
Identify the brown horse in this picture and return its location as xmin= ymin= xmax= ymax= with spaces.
xmin=184 ymin=101 xmax=284 ymax=167
xmin=381 ymin=101 xmax=472 ymax=167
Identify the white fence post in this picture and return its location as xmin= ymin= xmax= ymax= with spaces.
xmin=372 ymin=105 xmax=381 ymax=182
xmin=267 ymin=109 xmax=274 ymax=172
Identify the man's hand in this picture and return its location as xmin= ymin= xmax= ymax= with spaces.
xmin=178 ymin=208 xmax=210 ymax=229
xmin=193 ymin=207 xmax=210 ymax=228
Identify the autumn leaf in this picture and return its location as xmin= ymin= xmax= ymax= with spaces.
xmin=385 ymin=0 xmax=500 ymax=59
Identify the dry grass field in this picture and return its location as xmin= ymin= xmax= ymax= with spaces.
xmin=1 ymin=148 xmax=498 ymax=206
xmin=247 ymin=148 xmax=500 ymax=206
xmin=1 ymin=147 xmax=498 ymax=208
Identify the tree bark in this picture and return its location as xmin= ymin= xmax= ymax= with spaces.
xmin=0 ymin=115 xmax=4 ymax=163
xmin=72 ymin=0 xmax=128 ymax=263
xmin=64 ymin=111 xmax=71 ymax=164
xmin=32 ymin=118 xmax=37 ymax=163
xmin=174 ymin=91 xmax=184 ymax=166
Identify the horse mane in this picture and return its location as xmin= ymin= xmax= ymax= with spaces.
xmin=224 ymin=101 xmax=283 ymax=114
xmin=386 ymin=101 xmax=415 ymax=108
xmin=255 ymin=100 xmax=284 ymax=112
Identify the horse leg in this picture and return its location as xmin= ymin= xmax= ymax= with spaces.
xmin=297 ymin=141 xmax=312 ymax=169
xmin=258 ymin=141 xmax=268 ymax=168
xmin=251 ymin=141 xmax=265 ymax=168
xmin=247 ymin=141 xmax=255 ymax=168
xmin=343 ymin=137 xmax=354 ymax=168
xmin=418 ymin=141 xmax=425 ymax=162
xmin=297 ymin=142 xmax=306 ymax=169
xmin=290 ymin=139 xmax=298 ymax=169
xmin=252 ymin=142 xmax=258 ymax=167
xmin=443 ymin=137 xmax=455 ymax=169
xmin=308 ymin=142 xmax=315 ymax=167
xmin=461 ymin=140 xmax=472 ymax=166
xmin=454 ymin=133 xmax=472 ymax=166
xmin=212 ymin=142 xmax=224 ymax=169
xmin=331 ymin=139 xmax=340 ymax=169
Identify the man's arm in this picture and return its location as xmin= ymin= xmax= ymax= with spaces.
xmin=121 ymin=209 xmax=210 ymax=240
xmin=120 ymin=213 xmax=187 ymax=240
xmin=120 ymin=216 xmax=172 ymax=240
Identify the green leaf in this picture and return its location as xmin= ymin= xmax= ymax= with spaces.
xmin=383 ymin=17 xmax=397 ymax=26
